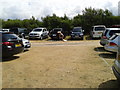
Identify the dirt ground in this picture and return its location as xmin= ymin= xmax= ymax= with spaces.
xmin=2 ymin=40 xmax=120 ymax=88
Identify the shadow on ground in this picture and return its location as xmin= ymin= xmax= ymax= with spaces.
xmin=98 ymin=80 xmax=120 ymax=89
xmin=99 ymin=53 xmax=116 ymax=59
xmin=94 ymin=47 xmax=106 ymax=52
xmin=2 ymin=56 xmax=20 ymax=62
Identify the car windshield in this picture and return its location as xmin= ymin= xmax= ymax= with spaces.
xmin=33 ymin=29 xmax=42 ymax=32
xmin=95 ymin=27 xmax=105 ymax=31
xmin=18 ymin=28 xmax=27 ymax=33
xmin=109 ymin=30 xmax=120 ymax=37
xmin=53 ymin=29 xmax=62 ymax=32
xmin=73 ymin=28 xmax=82 ymax=32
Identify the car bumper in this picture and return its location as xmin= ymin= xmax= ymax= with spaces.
xmin=104 ymin=45 xmax=117 ymax=53
xmin=2 ymin=47 xmax=24 ymax=57
xmin=71 ymin=35 xmax=83 ymax=39
xmin=29 ymin=36 xmax=40 ymax=39
xmin=112 ymin=66 xmax=120 ymax=81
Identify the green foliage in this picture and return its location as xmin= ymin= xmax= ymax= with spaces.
xmin=2 ymin=8 xmax=120 ymax=35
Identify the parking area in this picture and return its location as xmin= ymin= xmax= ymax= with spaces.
xmin=2 ymin=40 xmax=120 ymax=88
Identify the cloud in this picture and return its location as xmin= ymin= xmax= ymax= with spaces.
xmin=0 ymin=0 xmax=119 ymax=20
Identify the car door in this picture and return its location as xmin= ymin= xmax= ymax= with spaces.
xmin=43 ymin=29 xmax=48 ymax=37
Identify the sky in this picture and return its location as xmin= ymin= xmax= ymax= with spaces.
xmin=0 ymin=0 xmax=120 ymax=20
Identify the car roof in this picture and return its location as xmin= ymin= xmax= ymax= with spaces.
xmin=0 ymin=32 xmax=14 ymax=34
xmin=74 ymin=27 xmax=82 ymax=28
xmin=93 ymin=25 xmax=106 ymax=27
xmin=106 ymin=28 xmax=120 ymax=30
xmin=33 ymin=27 xmax=46 ymax=29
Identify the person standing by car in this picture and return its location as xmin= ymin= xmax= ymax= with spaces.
xmin=57 ymin=31 xmax=67 ymax=41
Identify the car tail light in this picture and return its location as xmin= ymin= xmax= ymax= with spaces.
xmin=102 ymin=36 xmax=107 ymax=39
xmin=109 ymin=42 xmax=117 ymax=46
xmin=2 ymin=42 xmax=13 ymax=46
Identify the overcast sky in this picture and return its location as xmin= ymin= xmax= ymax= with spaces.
xmin=0 ymin=0 xmax=120 ymax=20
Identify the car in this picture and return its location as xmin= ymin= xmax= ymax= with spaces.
xmin=2 ymin=32 xmax=24 ymax=57
xmin=29 ymin=28 xmax=49 ymax=40
xmin=112 ymin=37 xmax=120 ymax=81
xmin=21 ymin=38 xmax=31 ymax=51
xmin=9 ymin=27 xmax=29 ymax=38
xmin=100 ymin=28 xmax=120 ymax=46
xmin=90 ymin=25 xmax=106 ymax=39
xmin=0 ymin=29 xmax=9 ymax=32
xmin=49 ymin=28 xmax=65 ymax=40
xmin=71 ymin=27 xmax=84 ymax=40
xmin=104 ymin=33 xmax=120 ymax=53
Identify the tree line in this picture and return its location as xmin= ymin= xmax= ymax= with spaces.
xmin=1 ymin=7 xmax=120 ymax=35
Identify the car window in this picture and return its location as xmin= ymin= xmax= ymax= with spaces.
xmin=2 ymin=33 xmax=19 ymax=42
xmin=10 ymin=28 xmax=18 ymax=34
xmin=109 ymin=30 xmax=120 ymax=37
xmin=73 ymin=28 xmax=82 ymax=32
xmin=18 ymin=28 xmax=27 ymax=33
xmin=104 ymin=30 xmax=109 ymax=36
xmin=94 ymin=27 xmax=105 ymax=31
xmin=33 ymin=29 xmax=42 ymax=32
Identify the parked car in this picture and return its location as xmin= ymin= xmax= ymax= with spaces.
xmin=71 ymin=27 xmax=84 ymax=40
xmin=9 ymin=27 xmax=29 ymax=38
xmin=0 ymin=29 xmax=9 ymax=32
xmin=29 ymin=28 xmax=49 ymax=40
xmin=112 ymin=37 xmax=120 ymax=81
xmin=2 ymin=32 xmax=24 ymax=57
xmin=49 ymin=28 xmax=65 ymax=40
xmin=21 ymin=38 xmax=31 ymax=51
xmin=104 ymin=33 xmax=120 ymax=53
xmin=90 ymin=25 xmax=106 ymax=39
xmin=100 ymin=28 xmax=120 ymax=46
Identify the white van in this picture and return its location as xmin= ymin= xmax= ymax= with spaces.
xmin=90 ymin=25 xmax=106 ymax=39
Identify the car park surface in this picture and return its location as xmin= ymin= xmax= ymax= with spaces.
xmin=2 ymin=40 xmax=119 ymax=88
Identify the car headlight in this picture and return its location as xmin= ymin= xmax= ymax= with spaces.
xmin=80 ymin=34 xmax=83 ymax=36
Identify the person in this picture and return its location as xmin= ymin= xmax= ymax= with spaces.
xmin=57 ymin=31 xmax=67 ymax=41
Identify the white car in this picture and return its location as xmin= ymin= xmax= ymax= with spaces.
xmin=90 ymin=25 xmax=106 ymax=39
xmin=100 ymin=28 xmax=120 ymax=46
xmin=22 ymin=38 xmax=31 ymax=51
xmin=29 ymin=28 xmax=49 ymax=39
xmin=104 ymin=33 xmax=120 ymax=53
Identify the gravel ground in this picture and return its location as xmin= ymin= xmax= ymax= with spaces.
xmin=2 ymin=40 xmax=120 ymax=88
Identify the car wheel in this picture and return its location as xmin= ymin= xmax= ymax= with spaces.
xmin=40 ymin=36 xmax=43 ymax=40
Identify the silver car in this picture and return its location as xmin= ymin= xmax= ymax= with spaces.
xmin=100 ymin=28 xmax=120 ymax=46
xmin=112 ymin=36 xmax=120 ymax=81
xmin=22 ymin=38 xmax=31 ymax=51
xmin=104 ymin=34 xmax=120 ymax=53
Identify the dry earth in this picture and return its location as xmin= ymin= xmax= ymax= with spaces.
xmin=2 ymin=40 xmax=120 ymax=88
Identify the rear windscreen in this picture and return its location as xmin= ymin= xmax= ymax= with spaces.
xmin=109 ymin=30 xmax=120 ymax=37
xmin=2 ymin=34 xmax=19 ymax=42
xmin=95 ymin=27 xmax=105 ymax=31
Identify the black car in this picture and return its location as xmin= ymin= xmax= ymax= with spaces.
xmin=49 ymin=28 xmax=65 ymax=40
xmin=1 ymin=32 xmax=24 ymax=57
xmin=71 ymin=27 xmax=84 ymax=40
xmin=9 ymin=27 xmax=29 ymax=38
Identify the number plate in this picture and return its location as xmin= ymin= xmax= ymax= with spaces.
xmin=98 ymin=32 xmax=102 ymax=34
xmin=15 ymin=44 xmax=22 ymax=47
xmin=53 ymin=34 xmax=56 ymax=36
